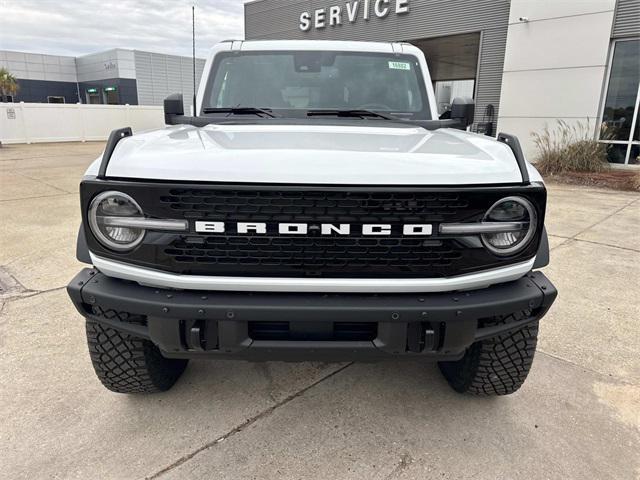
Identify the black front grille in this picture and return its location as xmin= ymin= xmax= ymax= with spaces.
xmin=156 ymin=188 xmax=476 ymax=277
xmin=164 ymin=236 xmax=462 ymax=277
xmin=159 ymin=189 xmax=470 ymax=223
xmin=81 ymin=181 xmax=546 ymax=279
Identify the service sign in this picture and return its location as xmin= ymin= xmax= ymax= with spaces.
xmin=299 ymin=0 xmax=409 ymax=31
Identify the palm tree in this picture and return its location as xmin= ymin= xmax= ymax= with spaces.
xmin=0 ymin=67 xmax=19 ymax=102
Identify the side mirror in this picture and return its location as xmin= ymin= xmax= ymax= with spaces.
xmin=450 ymin=97 xmax=475 ymax=128
xmin=164 ymin=93 xmax=184 ymax=125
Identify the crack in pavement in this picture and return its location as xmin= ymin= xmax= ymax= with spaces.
xmin=13 ymin=169 xmax=77 ymax=195
xmin=537 ymin=350 xmax=637 ymax=385
xmin=0 ymin=191 xmax=76 ymax=203
xmin=548 ymin=235 xmax=572 ymax=252
xmin=551 ymin=236 xmax=640 ymax=254
xmin=12 ymin=169 xmax=70 ymax=194
xmin=142 ymin=351 xmax=631 ymax=480
xmin=572 ymin=197 xmax=638 ymax=238
xmin=0 ymin=266 xmax=33 ymax=299
xmin=0 ymin=149 xmax=103 ymax=163
xmin=0 ymin=264 xmax=67 ymax=308
xmin=146 ymin=362 xmax=354 ymax=479
xmin=547 ymin=197 xmax=639 ymax=253
xmin=13 ymin=285 xmax=67 ymax=301
xmin=384 ymin=452 xmax=415 ymax=480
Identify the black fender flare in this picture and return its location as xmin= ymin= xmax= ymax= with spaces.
xmin=533 ymin=226 xmax=550 ymax=269
xmin=76 ymin=224 xmax=91 ymax=264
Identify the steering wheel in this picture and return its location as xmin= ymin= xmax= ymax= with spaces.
xmin=356 ymin=103 xmax=392 ymax=111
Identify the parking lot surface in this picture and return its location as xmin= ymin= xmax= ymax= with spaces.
xmin=1 ymin=142 xmax=638 ymax=479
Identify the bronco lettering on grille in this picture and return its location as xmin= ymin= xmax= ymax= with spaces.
xmin=194 ymin=222 xmax=433 ymax=236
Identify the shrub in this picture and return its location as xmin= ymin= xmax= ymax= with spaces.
xmin=531 ymin=120 xmax=610 ymax=174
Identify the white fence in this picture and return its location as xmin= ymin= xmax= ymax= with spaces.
xmin=0 ymin=102 xmax=165 ymax=144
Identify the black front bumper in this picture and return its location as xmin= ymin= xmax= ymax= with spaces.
xmin=67 ymin=269 xmax=557 ymax=362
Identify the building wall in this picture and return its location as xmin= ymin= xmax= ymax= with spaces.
xmin=78 ymin=78 xmax=139 ymax=105
xmin=76 ymin=49 xmax=136 ymax=82
xmin=0 ymin=50 xmax=77 ymax=82
xmin=244 ymin=0 xmax=511 ymax=126
xmin=68 ymin=49 xmax=139 ymax=105
xmin=134 ymin=51 xmax=205 ymax=112
xmin=1 ymin=48 xmax=203 ymax=108
xmin=0 ymin=50 xmax=78 ymax=103
xmin=9 ymin=79 xmax=79 ymax=103
xmin=612 ymin=0 xmax=640 ymax=37
xmin=496 ymin=0 xmax=617 ymax=160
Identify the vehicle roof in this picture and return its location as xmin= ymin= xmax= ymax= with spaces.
xmin=217 ymin=39 xmax=413 ymax=53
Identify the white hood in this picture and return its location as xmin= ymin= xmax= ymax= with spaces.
xmin=87 ymin=123 xmax=540 ymax=185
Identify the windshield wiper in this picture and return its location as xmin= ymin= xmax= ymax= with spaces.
xmin=306 ymin=109 xmax=396 ymax=120
xmin=202 ymin=107 xmax=279 ymax=118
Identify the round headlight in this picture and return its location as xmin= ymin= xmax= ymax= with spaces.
xmin=88 ymin=191 xmax=145 ymax=251
xmin=481 ymin=196 xmax=537 ymax=256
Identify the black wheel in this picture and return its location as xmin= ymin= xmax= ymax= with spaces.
xmin=86 ymin=318 xmax=188 ymax=394
xmin=438 ymin=311 xmax=538 ymax=396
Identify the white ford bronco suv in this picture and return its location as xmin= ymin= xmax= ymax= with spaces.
xmin=68 ymin=40 xmax=557 ymax=396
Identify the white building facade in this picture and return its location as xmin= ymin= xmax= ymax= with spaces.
xmin=244 ymin=0 xmax=640 ymax=164
xmin=0 ymin=49 xmax=205 ymax=112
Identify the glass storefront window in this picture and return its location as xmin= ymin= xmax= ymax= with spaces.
xmin=601 ymin=40 xmax=639 ymax=141
xmin=600 ymin=39 xmax=640 ymax=164
xmin=434 ymin=80 xmax=475 ymax=116
xmin=634 ymin=103 xmax=639 ymax=143
xmin=629 ymin=145 xmax=639 ymax=165
xmin=605 ymin=144 xmax=629 ymax=164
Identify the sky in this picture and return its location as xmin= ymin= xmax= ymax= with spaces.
xmin=0 ymin=0 xmax=245 ymax=58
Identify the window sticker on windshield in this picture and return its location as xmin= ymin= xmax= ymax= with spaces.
xmin=388 ymin=61 xmax=410 ymax=70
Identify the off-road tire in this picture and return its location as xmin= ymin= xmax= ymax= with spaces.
xmin=438 ymin=311 xmax=538 ymax=396
xmin=86 ymin=318 xmax=188 ymax=394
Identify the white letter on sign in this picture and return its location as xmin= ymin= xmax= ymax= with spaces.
xmin=279 ymin=223 xmax=308 ymax=235
xmin=403 ymin=224 xmax=432 ymax=235
xmin=346 ymin=1 xmax=359 ymax=22
xmin=237 ymin=222 xmax=266 ymax=234
xmin=363 ymin=224 xmax=391 ymax=235
xmin=329 ymin=5 xmax=342 ymax=25
xmin=374 ymin=0 xmax=389 ymax=17
xmin=299 ymin=11 xmax=311 ymax=31
xmin=315 ymin=8 xmax=326 ymax=28
xmin=195 ymin=221 xmax=224 ymax=233
xmin=321 ymin=224 xmax=351 ymax=235
xmin=396 ymin=0 xmax=409 ymax=14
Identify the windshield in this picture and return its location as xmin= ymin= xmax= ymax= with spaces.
xmin=203 ymin=51 xmax=431 ymax=119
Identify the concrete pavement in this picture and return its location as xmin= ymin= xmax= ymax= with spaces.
xmin=1 ymin=142 xmax=638 ymax=479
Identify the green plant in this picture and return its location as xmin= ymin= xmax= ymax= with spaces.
xmin=531 ymin=120 xmax=610 ymax=174
xmin=0 ymin=67 xmax=19 ymax=101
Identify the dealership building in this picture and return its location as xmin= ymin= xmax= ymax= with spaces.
xmin=244 ymin=0 xmax=640 ymax=164
xmin=0 ymin=49 xmax=205 ymax=111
